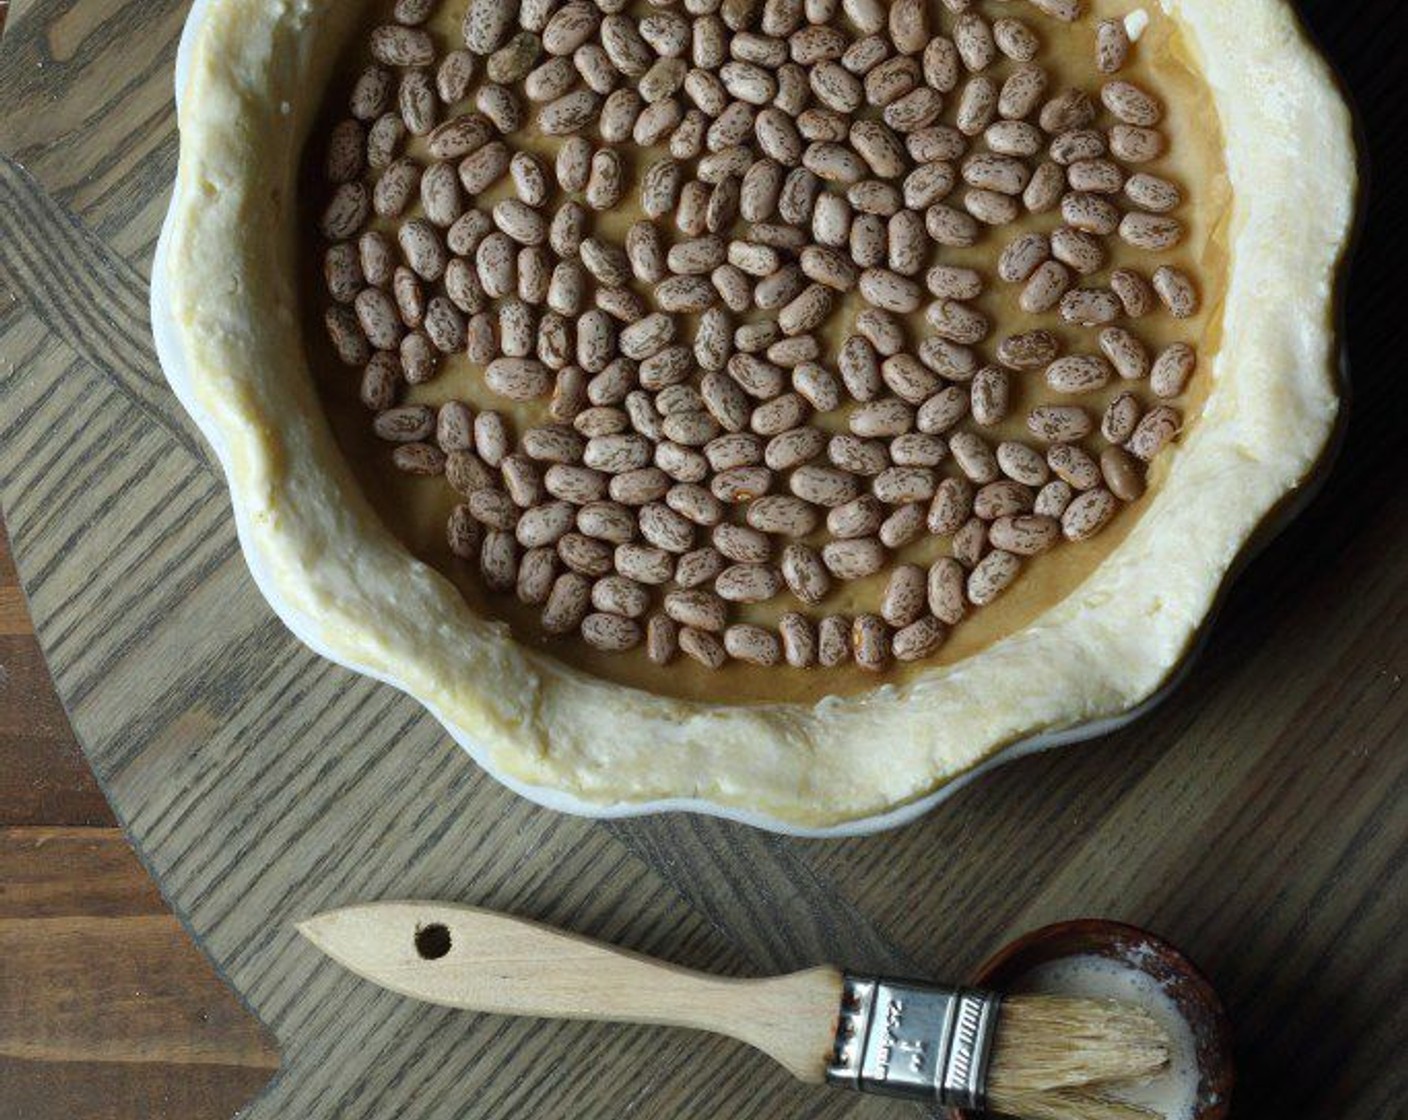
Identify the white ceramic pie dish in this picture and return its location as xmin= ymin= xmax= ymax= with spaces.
xmin=153 ymin=0 xmax=1356 ymax=836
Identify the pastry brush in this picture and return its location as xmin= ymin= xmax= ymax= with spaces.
xmin=298 ymin=901 xmax=1171 ymax=1120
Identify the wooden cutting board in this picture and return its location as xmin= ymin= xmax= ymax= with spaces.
xmin=1 ymin=0 xmax=1404 ymax=1116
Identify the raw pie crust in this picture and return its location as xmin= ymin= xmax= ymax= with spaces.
xmin=163 ymin=0 xmax=1355 ymax=828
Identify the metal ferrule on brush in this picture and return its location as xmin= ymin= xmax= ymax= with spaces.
xmin=826 ymin=975 xmax=1002 ymax=1109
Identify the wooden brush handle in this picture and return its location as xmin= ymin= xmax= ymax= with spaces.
xmin=298 ymin=901 xmax=843 ymax=1083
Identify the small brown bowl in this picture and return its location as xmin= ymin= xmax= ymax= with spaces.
xmin=953 ymin=919 xmax=1233 ymax=1120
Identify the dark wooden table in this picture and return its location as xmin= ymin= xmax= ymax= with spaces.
xmin=1 ymin=0 xmax=1405 ymax=1118
xmin=0 ymin=524 xmax=280 ymax=1118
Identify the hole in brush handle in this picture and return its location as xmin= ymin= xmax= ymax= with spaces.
xmin=414 ymin=922 xmax=452 ymax=960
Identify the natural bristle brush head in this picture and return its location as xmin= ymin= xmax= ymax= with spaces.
xmin=986 ymin=995 xmax=1171 ymax=1120
xmin=984 ymin=1088 xmax=1169 ymax=1120
xmin=991 ymin=996 xmax=1172 ymax=1091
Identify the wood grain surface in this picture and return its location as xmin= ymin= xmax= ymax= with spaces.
xmin=1 ymin=1 xmax=1405 ymax=1118
xmin=0 ymin=525 xmax=281 ymax=1118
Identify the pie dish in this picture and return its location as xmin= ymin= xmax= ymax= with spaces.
xmin=155 ymin=0 xmax=1356 ymax=834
